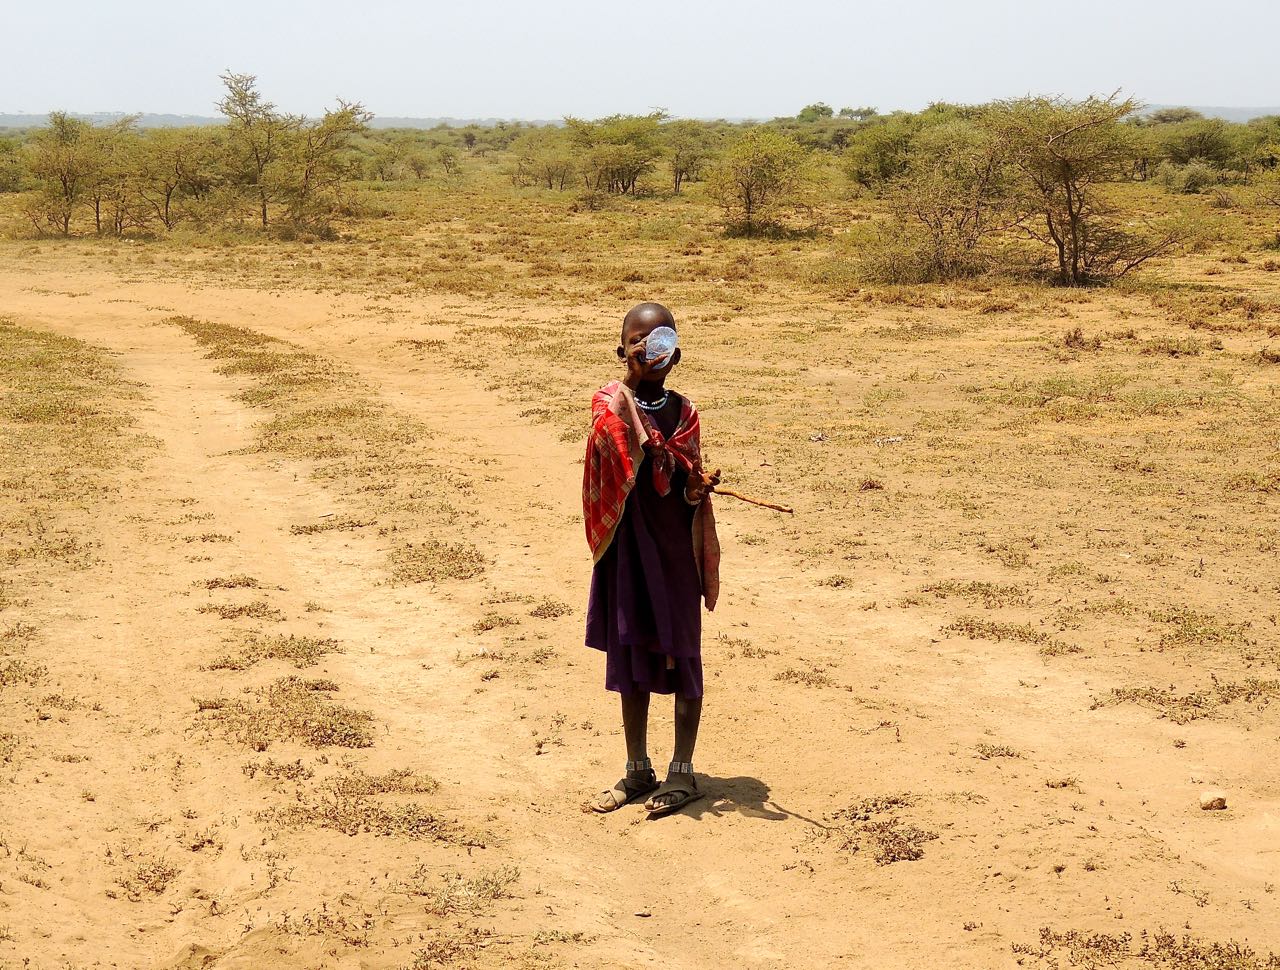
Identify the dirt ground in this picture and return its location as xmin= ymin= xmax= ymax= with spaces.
xmin=1 ymin=237 xmax=1278 ymax=969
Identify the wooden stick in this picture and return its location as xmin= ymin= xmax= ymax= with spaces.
xmin=711 ymin=486 xmax=794 ymax=515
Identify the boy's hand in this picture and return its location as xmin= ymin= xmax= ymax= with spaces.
xmin=684 ymin=463 xmax=721 ymax=505
xmin=622 ymin=340 xmax=658 ymax=389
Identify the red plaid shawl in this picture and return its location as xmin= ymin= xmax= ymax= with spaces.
xmin=583 ymin=380 xmax=720 ymax=611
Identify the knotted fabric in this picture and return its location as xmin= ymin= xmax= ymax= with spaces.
xmin=583 ymin=380 xmax=720 ymax=610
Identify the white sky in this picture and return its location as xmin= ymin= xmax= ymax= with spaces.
xmin=3 ymin=0 xmax=1277 ymax=119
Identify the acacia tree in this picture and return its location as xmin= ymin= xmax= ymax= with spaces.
xmin=797 ymin=102 xmax=834 ymax=123
xmin=132 ymin=126 xmax=227 ymax=230
xmin=874 ymin=118 xmax=1021 ymax=281
xmin=565 ymin=113 xmax=665 ymax=194
xmin=217 ymin=72 xmax=300 ymax=228
xmin=843 ymin=113 xmax=922 ymax=188
xmin=994 ymin=95 xmax=1185 ymax=285
xmin=706 ymin=126 xmax=807 ymax=234
xmin=281 ymin=100 xmax=372 ymax=231
xmin=217 ymin=73 xmax=369 ymax=232
xmin=85 ymin=118 xmax=143 ymax=236
xmin=510 ymin=128 xmax=575 ymax=189
xmin=663 ymin=119 xmax=716 ymax=193
xmin=24 ymin=112 xmax=98 ymax=234
xmin=0 ymin=137 xmax=23 ymax=192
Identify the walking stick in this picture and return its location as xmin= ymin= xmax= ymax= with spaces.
xmin=710 ymin=486 xmax=794 ymax=515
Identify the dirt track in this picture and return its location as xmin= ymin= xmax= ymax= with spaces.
xmin=1 ymin=259 xmax=1278 ymax=969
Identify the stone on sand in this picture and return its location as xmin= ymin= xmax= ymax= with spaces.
xmin=1199 ymin=790 xmax=1228 ymax=811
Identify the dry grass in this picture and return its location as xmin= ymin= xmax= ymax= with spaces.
xmin=196 ymin=574 xmax=261 ymax=589
xmin=1093 ymin=678 xmax=1280 ymax=723
xmin=2 ymin=150 xmax=1280 ymax=969
xmin=0 ymin=658 xmax=47 ymax=689
xmin=773 ymin=666 xmax=837 ymax=688
xmin=828 ymin=793 xmax=938 ymax=865
xmin=196 ymin=599 xmax=285 ymax=622
xmin=472 ymin=612 xmax=518 ymax=633
xmin=289 ymin=516 xmax=376 ymax=535
xmin=267 ymin=769 xmax=476 ymax=843
xmin=242 ymin=757 xmax=315 ymax=782
xmin=944 ymin=616 xmax=1079 ymax=657
xmin=195 ymin=676 xmax=375 ymax=749
xmin=111 ymin=853 xmax=180 ymax=902
xmin=207 ymin=633 xmax=341 ymax=671
xmin=0 ymin=319 xmax=142 ymax=580
xmin=1012 ymin=926 xmax=1280 ymax=969
xmin=397 ymin=864 xmax=519 ymax=914
xmin=529 ymin=596 xmax=572 ymax=619
xmin=169 ymin=316 xmax=487 ymax=588
xmin=975 ymin=742 xmax=1022 ymax=759
xmin=921 ymin=580 xmax=1029 ymax=609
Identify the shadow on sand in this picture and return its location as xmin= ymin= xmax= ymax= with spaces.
xmin=650 ymin=774 xmax=829 ymax=828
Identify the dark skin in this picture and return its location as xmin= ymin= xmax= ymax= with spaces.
xmin=602 ymin=303 xmax=720 ymax=812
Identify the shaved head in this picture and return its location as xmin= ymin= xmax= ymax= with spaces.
xmin=622 ymin=302 xmax=676 ymax=341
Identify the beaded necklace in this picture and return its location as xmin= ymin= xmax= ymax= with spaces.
xmin=635 ymin=390 xmax=670 ymax=412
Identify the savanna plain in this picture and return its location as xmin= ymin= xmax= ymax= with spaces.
xmin=1 ymin=102 xmax=1279 ymax=970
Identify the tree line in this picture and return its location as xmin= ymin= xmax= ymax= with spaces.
xmin=3 ymin=82 xmax=1278 ymax=285
xmin=5 ymin=74 xmax=372 ymax=238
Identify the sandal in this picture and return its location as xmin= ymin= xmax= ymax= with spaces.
xmin=645 ymin=761 xmax=704 ymax=817
xmin=593 ymin=760 xmax=659 ymax=813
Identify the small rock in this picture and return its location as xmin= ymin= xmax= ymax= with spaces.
xmin=1199 ymin=790 xmax=1228 ymax=811
xmin=634 ymin=909 xmax=651 ymax=918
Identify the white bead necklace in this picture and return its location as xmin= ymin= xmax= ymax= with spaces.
xmin=636 ymin=390 xmax=670 ymax=412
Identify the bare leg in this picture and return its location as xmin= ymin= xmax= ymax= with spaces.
xmin=594 ymin=692 xmax=655 ymax=812
xmin=672 ymin=694 xmax=702 ymax=764
xmin=621 ymin=691 xmax=651 ymax=763
xmin=648 ymin=694 xmax=703 ymax=811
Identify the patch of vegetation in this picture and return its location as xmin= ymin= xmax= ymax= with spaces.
xmin=975 ymin=742 xmax=1021 ymax=759
xmin=944 ymin=616 xmax=1078 ymax=656
xmin=242 ymin=757 xmax=315 ymax=782
xmin=289 ymin=516 xmax=375 ymax=535
xmin=833 ymin=793 xmax=919 ymax=821
xmin=1140 ymin=336 xmax=1203 ymax=357
xmin=774 ymin=666 xmax=836 ymax=687
xmin=529 ymin=596 xmax=571 ymax=619
xmin=1148 ymin=606 xmax=1250 ymax=651
xmin=403 ymin=929 xmax=491 ymax=969
xmin=269 ymin=769 xmax=476 ymax=843
xmin=829 ymin=793 xmax=937 ymax=865
xmin=0 ymin=658 xmax=47 ymax=688
xmin=389 ymin=540 xmax=487 ymax=584
xmin=207 ymin=634 xmax=341 ymax=671
xmin=1225 ymin=471 xmax=1280 ymax=494
xmin=817 ymin=574 xmax=855 ymax=588
xmin=1093 ymin=677 xmax=1280 ymax=723
xmin=397 ymin=864 xmax=519 ymax=914
xmin=922 ymin=580 xmax=1028 ymax=608
xmin=0 ymin=732 xmax=20 ymax=763
xmin=1012 ymin=926 xmax=1280 ymax=969
xmin=196 ymin=600 xmax=285 ymax=622
xmin=1064 ymin=327 xmax=1102 ymax=350
xmin=196 ymin=574 xmax=261 ymax=589
xmin=168 ymin=317 xmax=484 ymax=594
xmin=0 ymin=321 xmax=141 ymax=576
xmin=196 ymin=676 xmax=374 ymax=749
xmin=113 ymin=857 xmax=180 ymax=902
xmin=472 ymin=612 xmax=518 ymax=634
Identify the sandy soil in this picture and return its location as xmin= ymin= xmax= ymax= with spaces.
xmin=1 ymin=254 xmax=1277 ymax=970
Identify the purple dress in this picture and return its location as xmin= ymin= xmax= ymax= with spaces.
xmin=585 ymin=395 xmax=703 ymax=698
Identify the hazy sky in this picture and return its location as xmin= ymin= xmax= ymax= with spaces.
xmin=3 ymin=0 xmax=1277 ymax=119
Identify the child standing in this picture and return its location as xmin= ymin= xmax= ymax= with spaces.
xmin=583 ymin=302 xmax=720 ymax=816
